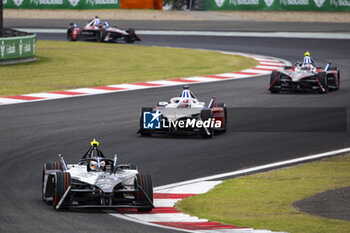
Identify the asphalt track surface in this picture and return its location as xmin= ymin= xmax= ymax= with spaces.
xmin=1 ymin=20 xmax=350 ymax=233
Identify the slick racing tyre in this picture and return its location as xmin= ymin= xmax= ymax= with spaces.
xmin=96 ymin=30 xmax=105 ymax=42
xmin=139 ymin=107 xmax=154 ymax=137
xmin=53 ymin=171 xmax=71 ymax=210
xmin=66 ymin=28 xmax=73 ymax=41
xmin=269 ymin=71 xmax=281 ymax=94
xmin=336 ymin=70 xmax=340 ymax=90
xmin=135 ymin=173 xmax=153 ymax=212
xmin=200 ymin=109 xmax=214 ymax=138
xmin=317 ymin=72 xmax=328 ymax=94
xmin=42 ymin=162 xmax=63 ymax=202
xmin=125 ymin=28 xmax=136 ymax=43
xmin=216 ymin=103 xmax=227 ymax=133
xmin=328 ymin=66 xmax=340 ymax=90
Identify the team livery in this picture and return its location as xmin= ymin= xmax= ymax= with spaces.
xmin=42 ymin=139 xmax=154 ymax=211
xmin=269 ymin=51 xmax=340 ymax=94
xmin=138 ymin=86 xmax=227 ymax=138
xmin=66 ymin=16 xmax=141 ymax=43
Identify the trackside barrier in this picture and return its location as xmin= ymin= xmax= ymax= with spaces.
xmin=3 ymin=0 xmax=120 ymax=9
xmin=203 ymin=0 xmax=350 ymax=11
xmin=0 ymin=29 xmax=36 ymax=64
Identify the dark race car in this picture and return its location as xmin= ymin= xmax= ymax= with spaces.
xmin=66 ymin=17 xmax=141 ymax=43
xmin=42 ymin=139 xmax=154 ymax=211
xmin=138 ymin=86 xmax=227 ymax=138
xmin=268 ymin=52 xmax=340 ymax=94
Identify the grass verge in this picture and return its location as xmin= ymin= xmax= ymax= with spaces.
xmin=176 ymin=155 xmax=350 ymax=233
xmin=0 ymin=41 xmax=258 ymax=96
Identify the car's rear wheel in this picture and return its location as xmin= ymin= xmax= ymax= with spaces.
xmin=42 ymin=162 xmax=63 ymax=202
xmin=96 ymin=30 xmax=105 ymax=42
xmin=336 ymin=70 xmax=340 ymax=90
xmin=66 ymin=28 xmax=72 ymax=41
xmin=125 ymin=28 xmax=136 ymax=43
xmin=318 ymin=72 xmax=328 ymax=94
xmin=53 ymin=171 xmax=71 ymax=210
xmin=201 ymin=109 xmax=214 ymax=138
xmin=139 ymin=107 xmax=154 ymax=137
xmin=216 ymin=103 xmax=227 ymax=132
xmin=269 ymin=71 xmax=280 ymax=93
xmin=135 ymin=173 xmax=153 ymax=212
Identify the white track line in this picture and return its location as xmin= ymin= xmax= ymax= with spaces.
xmin=111 ymin=147 xmax=350 ymax=233
xmin=0 ymin=50 xmax=289 ymax=106
xmin=155 ymin=147 xmax=350 ymax=191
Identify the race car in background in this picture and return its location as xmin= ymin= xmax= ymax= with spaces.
xmin=268 ymin=52 xmax=340 ymax=94
xmin=66 ymin=17 xmax=141 ymax=43
xmin=138 ymin=86 xmax=227 ymax=138
xmin=42 ymin=139 xmax=154 ymax=211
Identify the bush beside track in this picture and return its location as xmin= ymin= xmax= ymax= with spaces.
xmin=0 ymin=41 xmax=258 ymax=97
xmin=176 ymin=155 xmax=350 ymax=233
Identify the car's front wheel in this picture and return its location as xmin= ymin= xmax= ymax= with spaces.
xmin=201 ymin=109 xmax=214 ymax=138
xmin=269 ymin=71 xmax=281 ymax=93
xmin=318 ymin=72 xmax=328 ymax=94
xmin=135 ymin=173 xmax=153 ymax=212
xmin=53 ymin=171 xmax=71 ymax=210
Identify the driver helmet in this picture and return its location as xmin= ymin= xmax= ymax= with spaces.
xmin=89 ymin=159 xmax=106 ymax=171
xmin=94 ymin=16 xmax=101 ymax=25
xmin=179 ymin=99 xmax=191 ymax=108
xmin=104 ymin=21 xmax=110 ymax=28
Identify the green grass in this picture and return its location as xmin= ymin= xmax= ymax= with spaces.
xmin=0 ymin=41 xmax=258 ymax=96
xmin=176 ymin=155 xmax=350 ymax=233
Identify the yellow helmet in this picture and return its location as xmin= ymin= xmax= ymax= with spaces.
xmin=304 ymin=51 xmax=310 ymax=56
xmin=90 ymin=138 xmax=99 ymax=147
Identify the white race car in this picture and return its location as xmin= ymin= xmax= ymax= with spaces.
xmin=42 ymin=139 xmax=154 ymax=211
xmin=138 ymin=86 xmax=227 ymax=138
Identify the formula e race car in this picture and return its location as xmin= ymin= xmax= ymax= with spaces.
xmin=268 ymin=54 xmax=340 ymax=94
xmin=66 ymin=17 xmax=141 ymax=43
xmin=42 ymin=139 xmax=154 ymax=211
xmin=138 ymin=86 xmax=227 ymax=138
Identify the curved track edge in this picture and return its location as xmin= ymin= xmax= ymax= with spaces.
xmin=0 ymin=50 xmax=290 ymax=106
xmin=110 ymin=146 xmax=350 ymax=233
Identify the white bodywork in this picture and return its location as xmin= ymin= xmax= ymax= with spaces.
xmin=157 ymin=88 xmax=206 ymax=122
xmin=67 ymin=164 xmax=138 ymax=193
